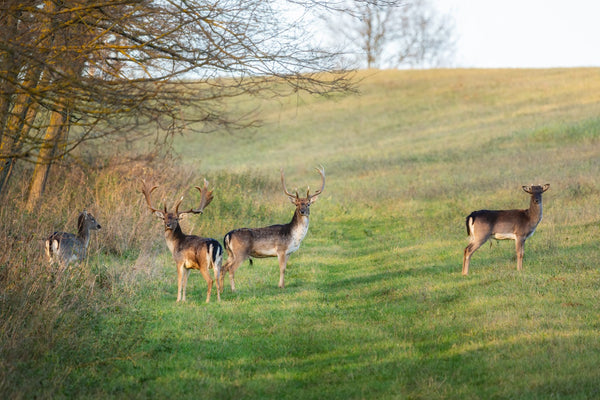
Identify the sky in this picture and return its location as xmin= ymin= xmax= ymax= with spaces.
xmin=433 ymin=0 xmax=600 ymax=68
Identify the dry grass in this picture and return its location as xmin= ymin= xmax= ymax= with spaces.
xmin=0 ymin=156 xmax=289 ymax=395
xmin=0 ymin=159 xmax=177 ymax=393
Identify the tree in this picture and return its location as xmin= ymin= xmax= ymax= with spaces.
xmin=322 ymin=0 xmax=455 ymax=69
xmin=0 ymin=0 xmax=354 ymax=207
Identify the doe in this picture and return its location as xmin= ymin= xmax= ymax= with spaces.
xmin=222 ymin=167 xmax=325 ymax=291
xmin=462 ymin=184 xmax=550 ymax=275
xmin=45 ymin=210 xmax=101 ymax=267
xmin=142 ymin=179 xmax=222 ymax=302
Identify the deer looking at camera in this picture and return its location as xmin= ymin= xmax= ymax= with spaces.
xmin=462 ymin=184 xmax=550 ymax=275
xmin=142 ymin=179 xmax=223 ymax=302
xmin=222 ymin=167 xmax=325 ymax=291
xmin=45 ymin=210 xmax=101 ymax=267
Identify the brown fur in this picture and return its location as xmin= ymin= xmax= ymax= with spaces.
xmin=222 ymin=167 xmax=324 ymax=291
xmin=462 ymin=184 xmax=549 ymax=275
xmin=142 ymin=179 xmax=222 ymax=302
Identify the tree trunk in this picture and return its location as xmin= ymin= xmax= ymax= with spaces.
xmin=0 ymin=6 xmax=19 ymax=145
xmin=26 ymin=108 xmax=67 ymax=211
xmin=0 ymin=67 xmax=42 ymax=196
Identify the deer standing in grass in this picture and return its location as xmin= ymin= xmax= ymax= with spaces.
xmin=45 ymin=210 xmax=101 ymax=267
xmin=462 ymin=184 xmax=550 ymax=275
xmin=222 ymin=167 xmax=325 ymax=291
xmin=142 ymin=179 xmax=223 ymax=302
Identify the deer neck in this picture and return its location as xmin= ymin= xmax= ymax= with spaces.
xmin=288 ymin=209 xmax=310 ymax=249
xmin=527 ymin=195 xmax=543 ymax=223
xmin=77 ymin=224 xmax=90 ymax=248
xmin=164 ymin=224 xmax=185 ymax=254
xmin=523 ymin=196 xmax=544 ymax=240
xmin=290 ymin=208 xmax=309 ymax=229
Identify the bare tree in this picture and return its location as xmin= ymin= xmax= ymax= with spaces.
xmin=322 ymin=0 xmax=455 ymax=69
xmin=0 ymin=0 xmax=353 ymax=207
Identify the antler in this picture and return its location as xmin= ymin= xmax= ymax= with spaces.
xmin=176 ymin=179 xmax=214 ymax=216
xmin=280 ymin=168 xmax=299 ymax=199
xmin=141 ymin=179 xmax=162 ymax=213
xmin=281 ymin=167 xmax=326 ymax=200
xmin=307 ymin=166 xmax=325 ymax=200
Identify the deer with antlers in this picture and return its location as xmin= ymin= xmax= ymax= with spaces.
xmin=222 ymin=167 xmax=325 ymax=291
xmin=142 ymin=179 xmax=223 ymax=303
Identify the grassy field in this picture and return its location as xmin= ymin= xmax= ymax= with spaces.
xmin=2 ymin=68 xmax=600 ymax=399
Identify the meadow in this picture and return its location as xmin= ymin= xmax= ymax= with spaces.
xmin=1 ymin=68 xmax=600 ymax=399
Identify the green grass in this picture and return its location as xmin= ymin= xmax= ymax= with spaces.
xmin=3 ymin=68 xmax=600 ymax=399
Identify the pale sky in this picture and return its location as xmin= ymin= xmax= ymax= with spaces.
xmin=434 ymin=0 xmax=600 ymax=68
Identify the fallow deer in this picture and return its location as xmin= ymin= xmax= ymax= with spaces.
xmin=142 ymin=179 xmax=223 ymax=302
xmin=45 ymin=210 xmax=102 ymax=267
xmin=222 ymin=167 xmax=325 ymax=291
xmin=462 ymin=184 xmax=550 ymax=275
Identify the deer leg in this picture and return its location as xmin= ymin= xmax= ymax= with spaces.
xmin=223 ymin=258 xmax=235 ymax=292
xmin=515 ymin=237 xmax=525 ymax=271
xmin=462 ymin=246 xmax=472 ymax=276
xmin=176 ymin=263 xmax=185 ymax=302
xmin=277 ymin=252 xmax=290 ymax=288
xmin=198 ymin=266 xmax=213 ymax=303
xmin=213 ymin=267 xmax=221 ymax=301
xmin=229 ymin=266 xmax=236 ymax=292
xmin=208 ymin=250 xmax=221 ymax=302
xmin=218 ymin=266 xmax=225 ymax=295
xmin=220 ymin=270 xmax=226 ymax=294
xmin=215 ymin=249 xmax=224 ymax=296
xmin=181 ymin=267 xmax=192 ymax=302
xmin=226 ymin=257 xmax=245 ymax=292
xmin=463 ymin=236 xmax=488 ymax=275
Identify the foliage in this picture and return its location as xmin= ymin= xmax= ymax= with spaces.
xmin=2 ymin=68 xmax=600 ymax=399
xmin=0 ymin=0 xmax=352 ymax=207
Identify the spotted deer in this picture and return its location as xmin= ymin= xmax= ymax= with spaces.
xmin=462 ymin=184 xmax=550 ymax=275
xmin=45 ymin=210 xmax=101 ymax=267
xmin=222 ymin=167 xmax=325 ymax=291
xmin=142 ymin=179 xmax=223 ymax=302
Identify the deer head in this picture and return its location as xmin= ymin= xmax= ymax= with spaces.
xmin=522 ymin=184 xmax=550 ymax=205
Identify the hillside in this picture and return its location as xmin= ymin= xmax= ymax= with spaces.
xmin=3 ymin=68 xmax=600 ymax=399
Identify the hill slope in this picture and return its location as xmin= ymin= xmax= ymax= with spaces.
xmin=5 ymin=68 xmax=600 ymax=399
xmin=178 ymin=68 xmax=600 ymax=398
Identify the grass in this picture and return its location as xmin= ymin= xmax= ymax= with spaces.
xmin=2 ymin=68 xmax=600 ymax=399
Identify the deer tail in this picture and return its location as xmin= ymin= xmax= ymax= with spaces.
xmin=465 ymin=213 xmax=475 ymax=236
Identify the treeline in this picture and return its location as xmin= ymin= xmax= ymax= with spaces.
xmin=0 ymin=0 xmax=351 ymax=209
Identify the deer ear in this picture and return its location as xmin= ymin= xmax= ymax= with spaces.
xmin=542 ymin=184 xmax=550 ymax=192
xmin=154 ymin=210 xmax=165 ymax=219
xmin=522 ymin=185 xmax=532 ymax=194
xmin=178 ymin=213 xmax=188 ymax=221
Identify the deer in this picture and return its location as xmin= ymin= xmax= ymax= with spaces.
xmin=462 ymin=184 xmax=550 ymax=275
xmin=45 ymin=210 xmax=102 ymax=268
xmin=142 ymin=179 xmax=223 ymax=303
xmin=221 ymin=167 xmax=325 ymax=291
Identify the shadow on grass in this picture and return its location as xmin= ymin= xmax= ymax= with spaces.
xmin=61 ymin=311 xmax=600 ymax=400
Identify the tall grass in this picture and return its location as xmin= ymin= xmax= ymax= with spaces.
xmin=2 ymin=68 xmax=600 ymax=399
xmin=0 ymin=162 xmax=143 ymax=396
xmin=0 ymin=156 xmax=298 ymax=397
